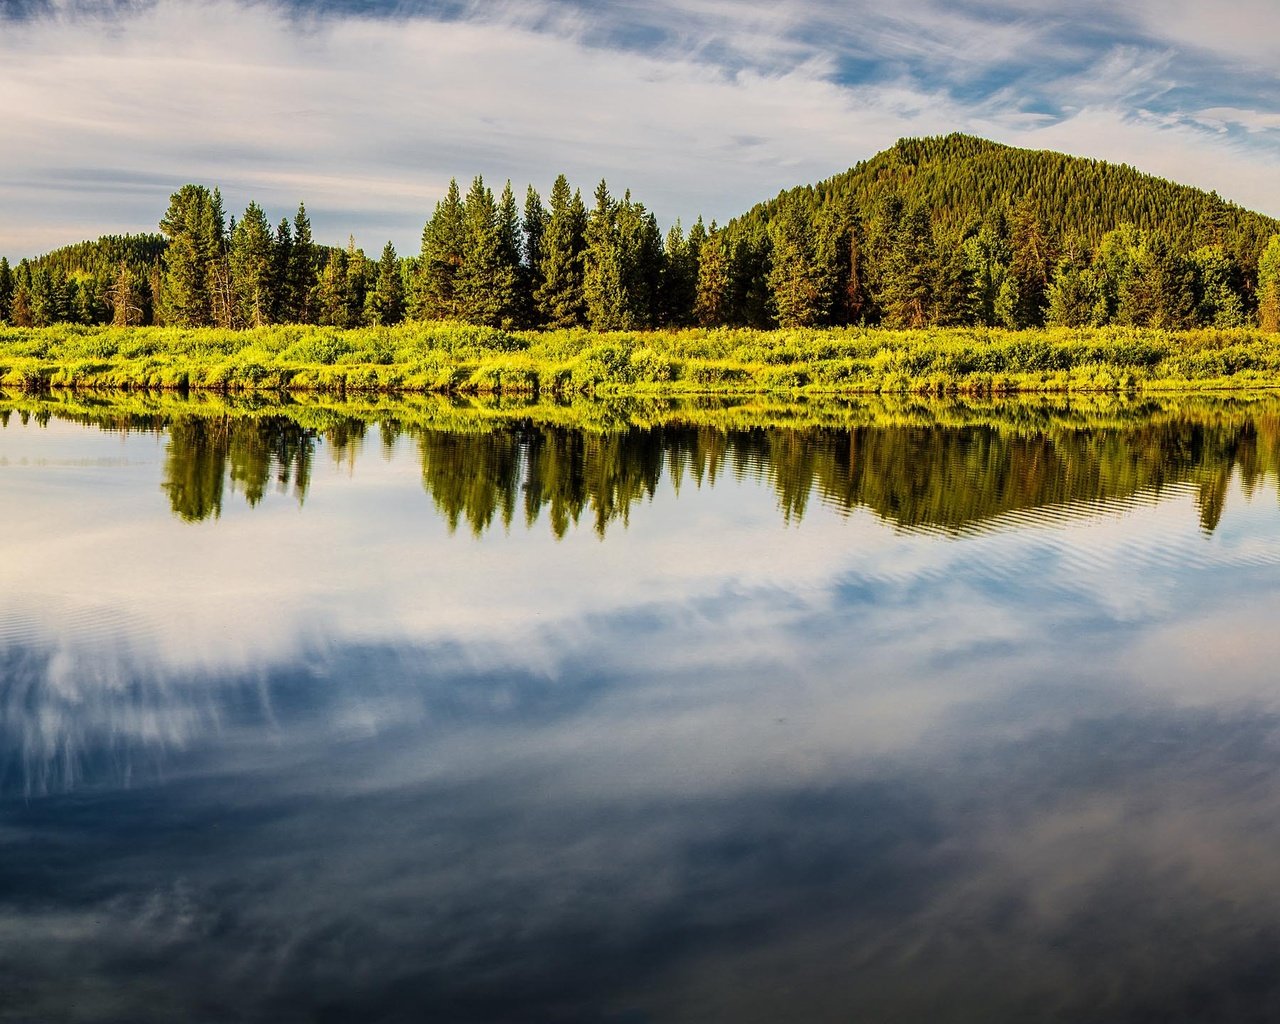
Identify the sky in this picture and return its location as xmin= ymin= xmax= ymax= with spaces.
xmin=1 ymin=0 xmax=1278 ymax=258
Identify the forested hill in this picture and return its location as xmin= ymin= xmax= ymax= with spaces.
xmin=30 ymin=234 xmax=167 ymax=278
xmin=732 ymin=134 xmax=1279 ymax=264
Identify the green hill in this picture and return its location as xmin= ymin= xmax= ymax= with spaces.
xmin=731 ymin=134 xmax=1279 ymax=265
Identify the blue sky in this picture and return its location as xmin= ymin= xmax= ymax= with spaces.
xmin=1 ymin=0 xmax=1278 ymax=258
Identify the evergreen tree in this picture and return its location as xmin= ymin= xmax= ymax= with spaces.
xmin=815 ymin=202 xmax=865 ymax=325
xmin=0 ymin=258 xmax=12 ymax=324
xmin=365 ymin=242 xmax=406 ymax=325
xmin=289 ymin=203 xmax=318 ymax=324
xmin=1190 ymin=246 xmax=1245 ymax=328
xmin=695 ymin=228 xmax=731 ymax=327
xmin=929 ymin=227 xmax=974 ymax=325
xmin=70 ymin=278 xmax=98 ymax=325
xmin=316 ymin=250 xmax=351 ymax=327
xmin=617 ymin=193 xmax=664 ymax=327
xmin=767 ymin=197 xmax=824 ymax=328
xmin=879 ymin=205 xmax=935 ymax=329
xmin=415 ymin=178 xmax=466 ymax=320
xmin=659 ymin=220 xmax=697 ymax=327
xmin=495 ymin=181 xmax=524 ymax=327
xmin=1089 ymin=224 xmax=1144 ymax=325
xmin=521 ymin=185 xmax=549 ymax=328
xmin=1119 ymin=234 xmax=1195 ymax=328
xmin=730 ymin=228 xmax=774 ymax=328
xmin=536 ymin=175 xmax=587 ymax=328
xmin=962 ymin=225 xmax=1011 ymax=327
xmin=455 ymin=176 xmax=516 ymax=327
xmin=1258 ymin=235 xmax=1280 ymax=333
xmin=343 ymin=237 xmax=369 ymax=327
xmin=1046 ymin=255 xmax=1096 ymax=327
xmin=272 ymin=217 xmax=293 ymax=323
xmin=1008 ymin=196 xmax=1052 ymax=327
xmin=864 ymin=192 xmax=905 ymax=323
xmin=9 ymin=263 xmax=34 ymax=327
xmin=159 ymin=184 xmax=224 ymax=327
xmin=584 ymin=180 xmax=629 ymax=330
xmin=29 ymin=268 xmax=59 ymax=327
xmin=229 ymin=201 xmax=276 ymax=328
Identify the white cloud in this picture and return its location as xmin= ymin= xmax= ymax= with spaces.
xmin=0 ymin=0 xmax=1277 ymax=259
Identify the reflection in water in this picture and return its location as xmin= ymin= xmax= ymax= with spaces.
xmin=4 ymin=393 xmax=1280 ymax=1021
xmin=7 ymin=392 xmax=1280 ymax=534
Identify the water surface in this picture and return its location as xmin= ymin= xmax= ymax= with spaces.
xmin=4 ymin=392 xmax=1280 ymax=1022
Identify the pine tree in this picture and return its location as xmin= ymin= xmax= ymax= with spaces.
xmin=767 ymin=197 xmax=824 ymax=328
xmin=365 ymin=242 xmax=405 ymax=325
xmin=864 ymin=192 xmax=905 ymax=323
xmin=159 ymin=184 xmax=223 ymax=326
xmin=1087 ymin=224 xmax=1143 ymax=325
xmin=229 ymin=201 xmax=276 ymax=328
xmin=454 ymin=176 xmax=514 ymax=327
xmin=495 ymin=181 xmax=523 ymax=327
xmin=289 ymin=203 xmax=318 ymax=324
xmin=9 ymin=263 xmax=34 ymax=327
xmin=0 ymin=258 xmax=12 ymax=323
xmin=879 ymin=205 xmax=934 ymax=329
xmin=272 ymin=217 xmax=293 ymax=323
xmin=536 ymin=175 xmax=586 ymax=328
xmin=1045 ymin=255 xmax=1096 ymax=327
xmin=29 ymin=268 xmax=58 ymax=327
xmin=816 ymin=202 xmax=865 ymax=325
xmin=659 ymin=220 xmax=697 ymax=327
xmin=415 ymin=178 xmax=466 ymax=320
xmin=962 ymin=225 xmax=1011 ymax=326
xmin=521 ymin=186 xmax=549 ymax=328
xmin=583 ymin=180 xmax=629 ymax=330
xmin=1118 ymin=234 xmax=1195 ymax=328
xmin=730 ymin=229 xmax=773 ymax=328
xmin=617 ymin=193 xmax=664 ymax=328
xmin=1258 ymin=235 xmax=1280 ymax=332
xmin=1189 ymin=246 xmax=1245 ymax=328
xmin=1008 ymin=196 xmax=1053 ymax=327
xmin=316 ymin=250 xmax=350 ymax=327
xmin=70 ymin=278 xmax=98 ymax=325
xmin=928 ymin=228 xmax=974 ymax=326
xmin=695 ymin=228 xmax=731 ymax=327
xmin=343 ymin=237 xmax=369 ymax=327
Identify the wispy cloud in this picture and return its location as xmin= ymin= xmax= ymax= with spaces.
xmin=0 ymin=0 xmax=1277 ymax=258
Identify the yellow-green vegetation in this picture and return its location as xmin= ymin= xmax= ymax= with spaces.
xmin=6 ymin=323 xmax=1280 ymax=398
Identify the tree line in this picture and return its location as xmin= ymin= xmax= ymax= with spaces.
xmin=2 ymin=134 xmax=1279 ymax=333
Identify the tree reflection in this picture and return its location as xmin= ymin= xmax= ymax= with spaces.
xmin=8 ymin=396 xmax=1280 ymax=535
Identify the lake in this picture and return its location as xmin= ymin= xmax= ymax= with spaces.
xmin=4 ymin=391 xmax=1280 ymax=1022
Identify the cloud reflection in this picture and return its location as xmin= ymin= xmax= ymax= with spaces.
xmin=3 ymin=402 xmax=1280 ymax=1019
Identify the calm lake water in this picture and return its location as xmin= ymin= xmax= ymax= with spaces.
xmin=4 ymin=392 xmax=1280 ymax=1022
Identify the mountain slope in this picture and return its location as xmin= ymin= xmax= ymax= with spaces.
xmin=731 ymin=134 xmax=1278 ymax=263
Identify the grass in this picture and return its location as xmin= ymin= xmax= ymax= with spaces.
xmin=4 ymin=322 xmax=1280 ymax=396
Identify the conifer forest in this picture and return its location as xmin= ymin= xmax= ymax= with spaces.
xmin=4 ymin=135 xmax=1279 ymax=336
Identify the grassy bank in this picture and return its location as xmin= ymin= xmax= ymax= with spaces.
xmin=4 ymin=323 xmax=1280 ymax=397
